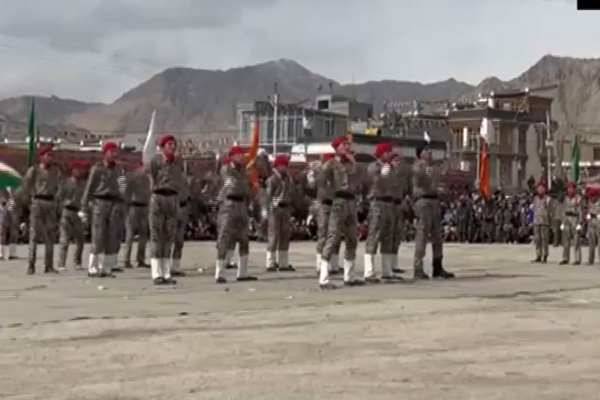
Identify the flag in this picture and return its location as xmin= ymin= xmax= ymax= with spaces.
xmin=246 ymin=116 xmax=260 ymax=190
xmin=479 ymin=138 xmax=490 ymax=198
xmin=0 ymin=162 xmax=22 ymax=190
xmin=142 ymin=110 xmax=157 ymax=164
xmin=26 ymin=99 xmax=36 ymax=167
xmin=572 ymin=134 xmax=580 ymax=183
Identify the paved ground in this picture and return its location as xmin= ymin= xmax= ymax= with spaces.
xmin=1 ymin=242 xmax=600 ymax=399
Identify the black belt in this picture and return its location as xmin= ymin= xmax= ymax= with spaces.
xmin=334 ymin=191 xmax=355 ymax=200
xmin=321 ymin=199 xmax=332 ymax=206
xmin=226 ymin=195 xmax=244 ymax=202
xmin=393 ymin=199 xmax=403 ymax=205
xmin=179 ymin=201 xmax=188 ymax=207
xmin=278 ymin=203 xmax=289 ymax=208
xmin=33 ymin=195 xmax=54 ymax=201
xmin=565 ymin=211 xmax=578 ymax=217
xmin=94 ymin=195 xmax=119 ymax=202
xmin=421 ymin=195 xmax=439 ymax=200
xmin=131 ymin=202 xmax=148 ymax=207
xmin=65 ymin=205 xmax=79 ymax=212
xmin=375 ymin=196 xmax=393 ymax=202
xmin=591 ymin=213 xmax=597 ymax=218
xmin=153 ymin=189 xmax=177 ymax=196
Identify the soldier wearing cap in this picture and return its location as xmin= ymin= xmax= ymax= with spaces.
xmin=412 ymin=142 xmax=454 ymax=280
xmin=531 ymin=180 xmax=552 ymax=263
xmin=80 ymin=141 xmax=124 ymax=277
xmin=170 ymin=151 xmax=190 ymax=277
xmin=264 ymin=154 xmax=295 ymax=272
xmin=56 ymin=160 xmax=86 ymax=271
xmin=214 ymin=145 xmax=257 ymax=283
xmin=364 ymin=142 xmax=401 ymax=282
xmin=319 ymin=135 xmax=363 ymax=289
xmin=0 ymin=186 xmax=22 ymax=261
xmin=389 ymin=150 xmax=411 ymax=274
xmin=559 ymin=181 xmax=583 ymax=265
xmin=586 ymin=186 xmax=600 ymax=264
xmin=22 ymin=145 xmax=62 ymax=274
xmin=145 ymin=134 xmax=183 ymax=285
xmin=123 ymin=161 xmax=151 ymax=269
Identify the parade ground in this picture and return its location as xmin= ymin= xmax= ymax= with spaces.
xmin=0 ymin=242 xmax=599 ymax=400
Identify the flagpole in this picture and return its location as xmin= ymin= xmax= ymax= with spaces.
xmin=546 ymin=110 xmax=552 ymax=188
xmin=475 ymin=134 xmax=481 ymax=189
xmin=272 ymin=83 xmax=279 ymax=156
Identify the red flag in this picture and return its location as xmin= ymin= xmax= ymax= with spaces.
xmin=246 ymin=116 xmax=260 ymax=190
xmin=479 ymin=139 xmax=490 ymax=197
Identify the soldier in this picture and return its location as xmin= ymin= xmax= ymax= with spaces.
xmin=364 ymin=142 xmax=396 ymax=282
xmin=22 ymin=145 xmax=61 ymax=274
xmin=56 ymin=161 xmax=86 ymax=271
xmin=412 ymin=143 xmax=454 ymax=280
xmin=389 ymin=151 xmax=411 ymax=274
xmin=586 ymin=187 xmax=600 ymax=264
xmin=309 ymin=153 xmax=342 ymax=274
xmin=531 ymin=181 xmax=552 ymax=263
xmin=145 ymin=135 xmax=183 ymax=285
xmin=264 ymin=154 xmax=295 ymax=272
xmin=552 ymin=193 xmax=564 ymax=247
xmin=319 ymin=135 xmax=363 ymax=289
xmin=79 ymin=141 xmax=124 ymax=278
xmin=123 ymin=162 xmax=150 ymax=269
xmin=559 ymin=182 xmax=583 ymax=265
xmin=171 ymin=154 xmax=190 ymax=277
xmin=5 ymin=187 xmax=23 ymax=260
xmin=215 ymin=145 xmax=257 ymax=283
xmin=218 ymin=155 xmax=238 ymax=270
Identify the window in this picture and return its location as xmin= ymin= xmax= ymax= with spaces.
xmin=593 ymin=147 xmax=600 ymax=161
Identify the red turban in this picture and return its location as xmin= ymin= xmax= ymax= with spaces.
xmin=323 ymin=153 xmax=335 ymax=161
xmin=102 ymin=141 xmax=118 ymax=154
xmin=157 ymin=134 xmax=175 ymax=148
xmin=69 ymin=160 xmax=81 ymax=170
xmin=567 ymin=181 xmax=576 ymax=189
xmin=273 ymin=154 xmax=289 ymax=168
xmin=229 ymin=146 xmax=244 ymax=157
xmin=589 ymin=187 xmax=599 ymax=196
xmin=536 ymin=180 xmax=547 ymax=188
xmin=38 ymin=145 xmax=53 ymax=157
xmin=221 ymin=155 xmax=230 ymax=165
xmin=331 ymin=135 xmax=348 ymax=149
xmin=374 ymin=142 xmax=393 ymax=157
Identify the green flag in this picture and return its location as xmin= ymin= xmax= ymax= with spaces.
xmin=26 ymin=98 xmax=36 ymax=167
xmin=572 ymin=134 xmax=580 ymax=183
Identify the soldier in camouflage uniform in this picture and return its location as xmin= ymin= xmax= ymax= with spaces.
xmin=264 ymin=154 xmax=295 ymax=272
xmin=559 ymin=182 xmax=583 ymax=265
xmin=308 ymin=153 xmax=342 ymax=274
xmin=171 ymin=156 xmax=190 ymax=277
xmin=586 ymin=187 xmax=600 ymax=265
xmin=23 ymin=145 xmax=62 ymax=274
xmin=412 ymin=143 xmax=454 ymax=280
xmin=80 ymin=141 xmax=124 ymax=278
xmin=219 ymin=156 xmax=238 ymax=270
xmin=531 ymin=181 xmax=552 ymax=263
xmin=552 ymin=194 xmax=564 ymax=247
xmin=215 ymin=145 xmax=257 ymax=283
xmin=319 ymin=135 xmax=363 ymax=289
xmin=364 ymin=142 xmax=398 ymax=282
xmin=390 ymin=151 xmax=410 ymax=274
xmin=145 ymin=135 xmax=183 ymax=285
xmin=5 ymin=187 xmax=23 ymax=260
xmin=123 ymin=162 xmax=150 ymax=269
xmin=56 ymin=161 xmax=86 ymax=271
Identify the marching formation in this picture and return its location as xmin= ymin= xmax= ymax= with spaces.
xmin=0 ymin=133 xmax=458 ymax=290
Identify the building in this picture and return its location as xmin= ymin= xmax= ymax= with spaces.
xmin=448 ymin=91 xmax=554 ymax=189
xmin=314 ymin=94 xmax=373 ymax=121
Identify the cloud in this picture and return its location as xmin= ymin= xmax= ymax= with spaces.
xmin=0 ymin=0 xmax=596 ymax=102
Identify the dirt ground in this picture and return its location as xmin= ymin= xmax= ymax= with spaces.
xmin=0 ymin=242 xmax=599 ymax=400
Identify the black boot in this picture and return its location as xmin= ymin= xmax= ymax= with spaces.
xmin=531 ymin=257 xmax=542 ymax=263
xmin=432 ymin=257 xmax=454 ymax=279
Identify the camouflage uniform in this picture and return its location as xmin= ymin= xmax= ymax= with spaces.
xmin=23 ymin=164 xmax=62 ymax=274
xmin=264 ymin=170 xmax=294 ymax=271
xmin=81 ymin=162 xmax=125 ymax=277
xmin=146 ymin=155 xmax=183 ymax=284
xmin=390 ymin=163 xmax=411 ymax=274
xmin=531 ymin=195 xmax=552 ymax=263
xmin=560 ymin=195 xmax=582 ymax=264
xmin=215 ymin=162 xmax=255 ymax=283
xmin=319 ymin=157 xmax=361 ymax=287
xmin=171 ymin=174 xmax=191 ymax=276
xmin=310 ymin=162 xmax=341 ymax=273
xmin=412 ymin=159 xmax=453 ymax=279
xmin=57 ymin=176 xmax=85 ymax=270
xmin=5 ymin=188 xmax=23 ymax=259
xmin=586 ymin=198 xmax=600 ymax=264
xmin=364 ymin=160 xmax=395 ymax=281
xmin=123 ymin=170 xmax=150 ymax=268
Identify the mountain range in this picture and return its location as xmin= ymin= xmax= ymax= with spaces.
xmin=0 ymin=54 xmax=598 ymax=140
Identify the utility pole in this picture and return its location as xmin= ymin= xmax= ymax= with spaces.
xmin=272 ymin=83 xmax=279 ymax=155
xmin=546 ymin=110 xmax=552 ymax=188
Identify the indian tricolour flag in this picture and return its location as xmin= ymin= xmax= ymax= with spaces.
xmin=0 ymin=162 xmax=22 ymax=189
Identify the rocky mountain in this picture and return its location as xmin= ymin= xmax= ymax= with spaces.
xmin=0 ymin=55 xmax=599 ymax=138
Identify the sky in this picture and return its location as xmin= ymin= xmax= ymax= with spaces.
xmin=0 ymin=0 xmax=595 ymax=103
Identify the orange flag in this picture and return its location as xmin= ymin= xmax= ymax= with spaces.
xmin=246 ymin=116 xmax=260 ymax=190
xmin=479 ymin=139 xmax=490 ymax=197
